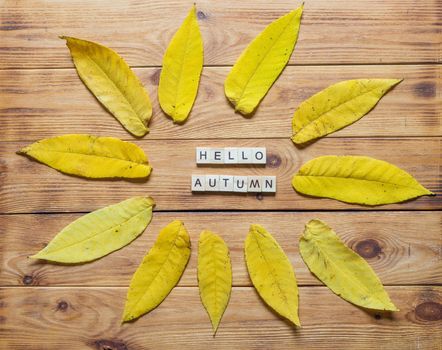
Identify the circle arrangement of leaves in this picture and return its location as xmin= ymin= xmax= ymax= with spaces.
xmin=20 ymin=4 xmax=434 ymax=334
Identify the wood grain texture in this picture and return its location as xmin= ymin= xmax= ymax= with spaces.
xmin=1 ymin=0 xmax=441 ymax=348
xmin=1 ymin=65 xmax=440 ymax=141
xmin=1 ymin=286 xmax=441 ymax=350
xmin=1 ymin=212 xmax=440 ymax=287
xmin=1 ymin=138 xmax=440 ymax=213
xmin=0 ymin=0 xmax=441 ymax=69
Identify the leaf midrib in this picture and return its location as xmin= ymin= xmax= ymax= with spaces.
xmin=127 ymin=224 xmax=186 ymax=317
xmin=169 ymin=16 xmax=195 ymax=115
xmin=251 ymin=231 xmax=295 ymax=321
xmin=234 ymin=13 xmax=295 ymax=105
xmin=295 ymin=84 xmax=389 ymax=132
xmin=305 ymin=235 xmax=387 ymax=306
xmin=33 ymin=148 xmax=147 ymax=166
xmin=40 ymin=206 xmax=149 ymax=256
xmin=298 ymin=174 xmax=423 ymax=192
xmin=82 ymin=49 xmax=146 ymax=128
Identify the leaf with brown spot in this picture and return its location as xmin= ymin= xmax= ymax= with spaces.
xmin=31 ymin=197 xmax=155 ymax=263
xmin=292 ymin=79 xmax=402 ymax=144
xmin=62 ymin=36 xmax=152 ymax=136
xmin=300 ymin=219 xmax=399 ymax=311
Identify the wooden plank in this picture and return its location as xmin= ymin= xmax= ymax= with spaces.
xmin=0 ymin=65 xmax=440 ymax=141
xmin=0 ymin=0 xmax=440 ymax=69
xmin=1 ymin=212 xmax=440 ymax=287
xmin=1 ymin=138 xmax=440 ymax=213
xmin=0 ymin=286 xmax=440 ymax=349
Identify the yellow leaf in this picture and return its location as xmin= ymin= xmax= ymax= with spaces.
xmin=31 ymin=197 xmax=155 ymax=263
xmin=300 ymin=219 xmax=399 ymax=311
xmin=198 ymin=230 xmax=232 ymax=335
xmin=158 ymin=5 xmax=203 ymax=123
xmin=122 ymin=220 xmax=191 ymax=322
xmin=292 ymin=155 xmax=433 ymax=205
xmin=19 ymin=134 xmax=152 ymax=179
xmin=292 ymin=79 xmax=402 ymax=144
xmin=62 ymin=36 xmax=152 ymax=136
xmin=225 ymin=6 xmax=303 ymax=115
xmin=245 ymin=224 xmax=300 ymax=327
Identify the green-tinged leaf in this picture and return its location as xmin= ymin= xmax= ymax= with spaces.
xmin=292 ymin=155 xmax=433 ymax=205
xmin=245 ymin=224 xmax=300 ymax=327
xmin=19 ymin=134 xmax=152 ymax=179
xmin=292 ymin=79 xmax=402 ymax=144
xmin=225 ymin=6 xmax=303 ymax=115
xmin=300 ymin=219 xmax=399 ymax=311
xmin=158 ymin=5 xmax=203 ymax=123
xmin=31 ymin=197 xmax=155 ymax=263
xmin=122 ymin=220 xmax=191 ymax=322
xmin=62 ymin=36 xmax=152 ymax=136
xmin=198 ymin=230 xmax=232 ymax=335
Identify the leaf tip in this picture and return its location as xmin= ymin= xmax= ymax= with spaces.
xmin=16 ymin=148 xmax=27 ymax=156
xmin=211 ymin=321 xmax=220 ymax=337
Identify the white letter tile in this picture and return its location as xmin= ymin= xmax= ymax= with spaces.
xmin=205 ymin=175 xmax=220 ymax=191
xmin=209 ymin=148 xmax=225 ymax=164
xmin=191 ymin=175 xmax=206 ymax=192
xmin=261 ymin=176 xmax=277 ymax=193
xmin=196 ymin=147 xmax=211 ymax=164
xmin=237 ymin=148 xmax=252 ymax=164
xmin=252 ymin=147 xmax=267 ymax=164
xmin=224 ymin=147 xmax=238 ymax=164
xmin=247 ymin=176 xmax=262 ymax=192
xmin=233 ymin=176 xmax=248 ymax=192
xmin=219 ymin=175 xmax=234 ymax=192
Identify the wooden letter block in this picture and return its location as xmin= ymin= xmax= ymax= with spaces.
xmin=196 ymin=147 xmax=211 ymax=164
xmin=251 ymin=147 xmax=266 ymax=164
xmin=219 ymin=175 xmax=234 ymax=192
xmin=224 ymin=147 xmax=238 ymax=164
xmin=247 ymin=176 xmax=262 ymax=192
xmin=191 ymin=175 xmax=205 ymax=192
xmin=205 ymin=175 xmax=220 ymax=191
xmin=233 ymin=176 xmax=248 ymax=192
xmin=261 ymin=176 xmax=277 ymax=193
xmin=237 ymin=148 xmax=252 ymax=164
xmin=210 ymin=148 xmax=225 ymax=164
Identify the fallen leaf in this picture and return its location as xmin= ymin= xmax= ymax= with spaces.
xmin=299 ymin=219 xmax=398 ymax=311
xmin=122 ymin=220 xmax=191 ymax=322
xmin=19 ymin=134 xmax=152 ymax=179
xmin=31 ymin=197 xmax=155 ymax=263
xmin=292 ymin=155 xmax=433 ymax=205
xmin=158 ymin=5 xmax=203 ymax=123
xmin=292 ymin=79 xmax=402 ymax=144
xmin=245 ymin=224 xmax=300 ymax=327
xmin=198 ymin=230 xmax=232 ymax=335
xmin=62 ymin=36 xmax=152 ymax=136
xmin=224 ymin=6 xmax=303 ymax=115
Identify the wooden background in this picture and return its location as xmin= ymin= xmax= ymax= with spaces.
xmin=1 ymin=0 xmax=441 ymax=349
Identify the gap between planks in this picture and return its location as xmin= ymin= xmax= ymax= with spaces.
xmin=1 ymin=208 xmax=442 ymax=216
xmin=0 ymin=61 xmax=441 ymax=71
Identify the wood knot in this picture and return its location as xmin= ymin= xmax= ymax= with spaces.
xmin=56 ymin=300 xmax=69 ymax=312
xmin=94 ymin=339 xmax=128 ymax=350
xmin=197 ymin=10 xmax=207 ymax=20
xmin=256 ymin=193 xmax=263 ymax=201
xmin=22 ymin=275 xmax=34 ymax=285
xmin=415 ymin=302 xmax=442 ymax=321
xmin=355 ymin=239 xmax=382 ymax=259
xmin=150 ymin=69 xmax=161 ymax=86
xmin=413 ymin=82 xmax=436 ymax=98
xmin=374 ymin=313 xmax=382 ymax=320
xmin=266 ymin=154 xmax=281 ymax=168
